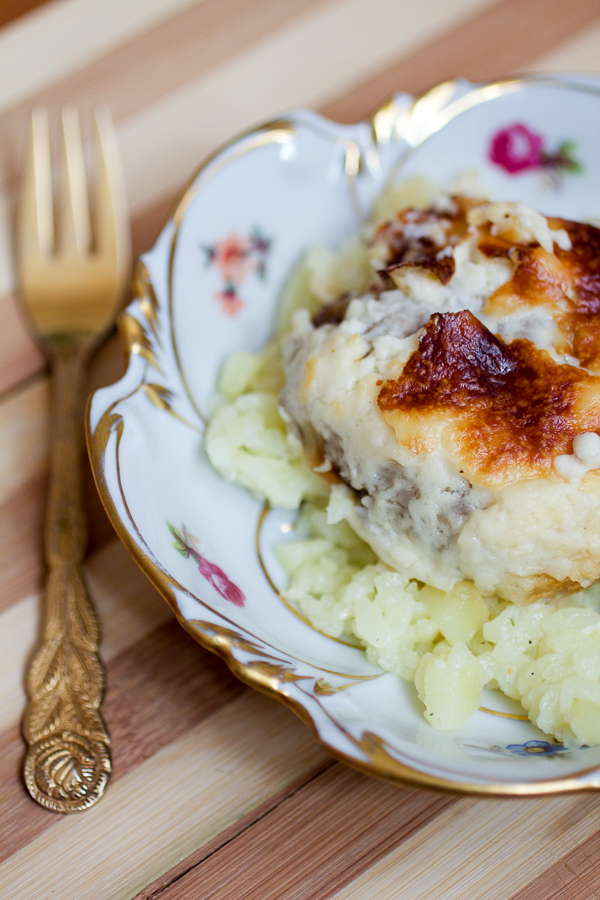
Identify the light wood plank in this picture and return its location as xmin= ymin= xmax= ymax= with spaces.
xmin=525 ymin=20 xmax=600 ymax=74
xmin=508 ymin=827 xmax=600 ymax=899
xmin=328 ymin=793 xmax=600 ymax=900
xmin=0 ymin=692 xmax=328 ymax=900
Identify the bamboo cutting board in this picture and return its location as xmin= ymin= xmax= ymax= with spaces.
xmin=2 ymin=1 xmax=600 ymax=897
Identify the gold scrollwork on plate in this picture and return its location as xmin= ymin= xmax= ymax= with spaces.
xmin=131 ymin=259 xmax=160 ymax=340
xmin=119 ymin=313 xmax=163 ymax=374
xmin=190 ymin=621 xmax=268 ymax=657
xmin=143 ymin=383 xmax=201 ymax=431
xmin=479 ymin=705 xmax=529 ymax=721
xmin=314 ymin=677 xmax=371 ymax=696
xmin=314 ymin=678 xmax=335 ymax=696
xmin=245 ymin=661 xmax=312 ymax=684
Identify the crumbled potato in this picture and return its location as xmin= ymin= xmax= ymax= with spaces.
xmin=415 ymin=642 xmax=481 ymax=730
xmin=205 ymin=392 xmax=327 ymax=509
xmin=420 ymin=581 xmax=489 ymax=645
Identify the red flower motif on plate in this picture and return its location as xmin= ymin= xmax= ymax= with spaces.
xmin=202 ymin=227 xmax=272 ymax=316
xmin=168 ymin=522 xmax=245 ymax=607
xmin=489 ymin=123 xmax=582 ymax=184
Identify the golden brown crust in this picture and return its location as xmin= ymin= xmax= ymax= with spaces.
xmin=378 ymin=310 xmax=600 ymax=483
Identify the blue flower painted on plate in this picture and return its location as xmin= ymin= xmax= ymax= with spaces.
xmin=462 ymin=739 xmax=574 ymax=758
xmin=503 ymin=740 xmax=569 ymax=757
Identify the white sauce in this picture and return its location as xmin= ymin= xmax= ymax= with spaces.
xmin=554 ymin=433 xmax=600 ymax=482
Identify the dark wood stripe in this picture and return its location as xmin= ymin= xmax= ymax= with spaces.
xmin=0 ymin=472 xmax=45 ymax=612
xmin=135 ymin=762 xmax=336 ymax=900
xmin=509 ymin=829 xmax=600 ymax=900
xmin=137 ymin=763 xmax=456 ymax=900
xmin=0 ymin=618 xmax=245 ymax=864
xmin=322 ymin=0 xmax=600 ymax=123
xmin=0 ymin=0 xmax=54 ymax=30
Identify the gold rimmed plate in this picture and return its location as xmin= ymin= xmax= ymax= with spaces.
xmin=88 ymin=75 xmax=600 ymax=795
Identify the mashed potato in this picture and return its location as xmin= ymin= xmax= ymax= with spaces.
xmin=205 ymin=177 xmax=600 ymax=745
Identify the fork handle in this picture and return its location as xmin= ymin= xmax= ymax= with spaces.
xmin=23 ymin=339 xmax=111 ymax=813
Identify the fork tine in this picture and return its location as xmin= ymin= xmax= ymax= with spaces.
xmin=60 ymin=105 xmax=91 ymax=255
xmin=92 ymin=107 xmax=130 ymax=275
xmin=18 ymin=107 xmax=53 ymax=260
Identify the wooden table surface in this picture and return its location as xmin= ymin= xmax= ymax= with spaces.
xmin=2 ymin=1 xmax=600 ymax=897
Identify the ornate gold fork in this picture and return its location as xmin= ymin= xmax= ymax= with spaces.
xmin=17 ymin=107 xmax=130 ymax=813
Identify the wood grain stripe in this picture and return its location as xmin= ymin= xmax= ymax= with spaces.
xmin=0 ymin=618 xmax=245 ymax=865
xmin=0 ymin=0 xmax=202 ymax=114
xmin=327 ymin=794 xmax=600 ymax=900
xmin=136 ymin=763 xmax=336 ymax=900
xmin=321 ymin=0 xmax=600 ymax=123
xmin=0 ymin=0 xmax=55 ymax=30
xmin=0 ymin=473 xmax=45 ymax=614
xmin=509 ymin=828 xmax=600 ymax=900
xmin=141 ymin=764 xmax=456 ymax=900
xmin=0 ymin=293 xmax=45 ymax=396
xmin=0 ymin=693 xmax=328 ymax=900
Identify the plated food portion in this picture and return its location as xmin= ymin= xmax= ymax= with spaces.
xmin=206 ymin=177 xmax=600 ymax=747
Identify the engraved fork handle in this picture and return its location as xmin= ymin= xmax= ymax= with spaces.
xmin=23 ymin=338 xmax=111 ymax=813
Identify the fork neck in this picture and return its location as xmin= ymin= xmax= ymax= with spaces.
xmin=44 ymin=332 xmax=95 ymax=366
xmin=45 ymin=334 xmax=93 ymax=568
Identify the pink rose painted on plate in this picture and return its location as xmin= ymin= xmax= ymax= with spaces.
xmin=489 ymin=123 xmax=582 ymax=183
xmin=202 ymin=227 xmax=272 ymax=317
xmin=168 ymin=522 xmax=245 ymax=607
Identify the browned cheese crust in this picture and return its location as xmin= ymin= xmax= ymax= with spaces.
xmin=377 ymin=310 xmax=600 ymax=485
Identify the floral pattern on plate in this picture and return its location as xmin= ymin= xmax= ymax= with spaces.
xmin=464 ymin=740 xmax=571 ymax=758
xmin=201 ymin=227 xmax=272 ymax=316
xmin=168 ymin=522 xmax=245 ymax=606
xmin=489 ymin=123 xmax=582 ymax=185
